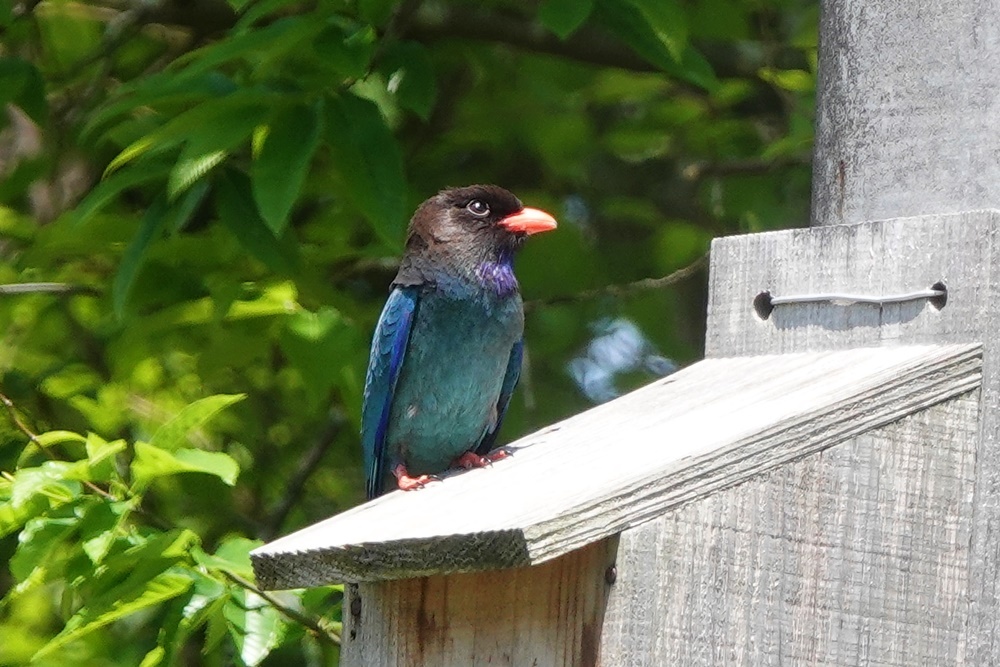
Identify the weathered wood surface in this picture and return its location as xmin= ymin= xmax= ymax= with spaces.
xmin=707 ymin=211 xmax=1000 ymax=358
xmin=706 ymin=212 xmax=1000 ymax=663
xmin=600 ymin=394 xmax=979 ymax=666
xmin=341 ymin=537 xmax=618 ymax=667
xmin=811 ymin=1 xmax=1000 ymax=226
xmin=251 ymin=343 xmax=980 ymax=588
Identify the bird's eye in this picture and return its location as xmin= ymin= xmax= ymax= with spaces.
xmin=466 ymin=200 xmax=490 ymax=217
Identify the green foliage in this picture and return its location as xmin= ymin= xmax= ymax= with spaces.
xmin=1 ymin=397 xmax=342 ymax=665
xmin=0 ymin=0 xmax=816 ymax=663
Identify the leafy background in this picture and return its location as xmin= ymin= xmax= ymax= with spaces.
xmin=0 ymin=0 xmax=816 ymax=664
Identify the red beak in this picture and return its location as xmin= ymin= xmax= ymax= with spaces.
xmin=498 ymin=207 xmax=558 ymax=235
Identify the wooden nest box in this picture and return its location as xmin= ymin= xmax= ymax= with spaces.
xmin=253 ymin=210 xmax=1000 ymax=664
xmin=253 ymin=0 xmax=1000 ymax=661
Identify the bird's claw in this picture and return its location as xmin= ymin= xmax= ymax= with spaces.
xmin=392 ymin=464 xmax=438 ymax=492
xmin=453 ymin=448 xmax=511 ymax=469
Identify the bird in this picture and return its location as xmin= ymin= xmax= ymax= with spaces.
xmin=361 ymin=185 xmax=557 ymax=498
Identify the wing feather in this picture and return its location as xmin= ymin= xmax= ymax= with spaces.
xmin=476 ymin=339 xmax=523 ymax=455
xmin=361 ymin=287 xmax=419 ymax=498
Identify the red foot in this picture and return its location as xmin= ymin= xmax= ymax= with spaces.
xmin=453 ymin=449 xmax=510 ymax=470
xmin=392 ymin=464 xmax=437 ymax=491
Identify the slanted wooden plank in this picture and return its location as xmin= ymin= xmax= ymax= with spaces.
xmin=251 ymin=343 xmax=980 ymax=588
xmin=600 ymin=392 xmax=978 ymax=666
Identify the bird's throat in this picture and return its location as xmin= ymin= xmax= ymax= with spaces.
xmin=475 ymin=253 xmax=519 ymax=296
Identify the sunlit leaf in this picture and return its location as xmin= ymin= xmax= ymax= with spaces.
xmin=132 ymin=443 xmax=240 ymax=489
xmin=35 ymin=430 xmax=88 ymax=447
xmin=33 ymin=571 xmax=192 ymax=660
xmin=105 ymin=92 xmax=276 ymax=176
xmin=759 ymin=67 xmax=815 ymax=92
xmin=147 ymin=394 xmax=245 ymax=452
xmin=194 ymin=536 xmax=262 ymax=579
xmin=71 ymin=158 xmax=173 ymax=227
xmin=9 ymin=515 xmax=76 ymax=581
xmin=226 ymin=589 xmax=285 ymax=667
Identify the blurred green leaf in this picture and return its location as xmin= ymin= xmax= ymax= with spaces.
xmin=34 ymin=571 xmax=193 ymax=660
xmin=759 ymin=67 xmax=815 ymax=92
xmin=314 ymin=22 xmax=377 ymax=80
xmin=216 ymin=169 xmax=301 ymax=272
xmin=194 ymin=536 xmax=262 ymax=579
xmin=538 ymin=0 xmax=594 ymax=38
xmin=34 ymin=3 xmax=102 ymax=73
xmin=9 ymin=515 xmax=76 ymax=581
xmin=168 ymin=17 xmax=320 ymax=79
xmin=628 ymin=0 xmax=687 ymax=62
xmin=106 ymin=92 xmax=276 ymax=176
xmin=0 ymin=57 xmax=47 ymax=125
xmin=252 ymin=102 xmax=323 ymax=235
xmin=147 ymin=393 xmax=245 ymax=452
xmin=595 ymin=0 xmax=715 ymax=89
xmin=325 ymin=94 xmax=406 ymax=248
xmin=132 ymin=443 xmax=240 ymax=489
xmin=71 ymin=158 xmax=173 ymax=227
xmin=358 ymin=0 xmax=395 ymax=25
xmin=280 ymin=307 xmax=360 ymax=406
xmin=113 ymin=196 xmax=170 ymax=317
xmin=380 ymin=41 xmax=437 ymax=120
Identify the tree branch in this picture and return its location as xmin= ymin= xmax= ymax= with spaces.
xmin=222 ymin=570 xmax=342 ymax=646
xmin=406 ymin=6 xmax=660 ymax=74
xmin=0 ymin=282 xmax=100 ymax=296
xmin=262 ymin=411 xmax=345 ymax=541
xmin=526 ymin=254 xmax=708 ymax=311
xmin=681 ymin=155 xmax=811 ymax=182
xmin=0 ymin=391 xmax=118 ymax=502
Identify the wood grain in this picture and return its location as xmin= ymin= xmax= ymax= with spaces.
xmin=251 ymin=343 xmax=981 ymax=588
xmin=340 ymin=537 xmax=618 ymax=667
xmin=600 ymin=394 xmax=978 ymax=665
xmin=706 ymin=211 xmax=1000 ymax=663
xmin=812 ymin=1 xmax=1000 ymax=226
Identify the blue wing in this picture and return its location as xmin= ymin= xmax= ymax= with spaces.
xmin=476 ymin=339 xmax=523 ymax=455
xmin=361 ymin=287 xmax=419 ymax=499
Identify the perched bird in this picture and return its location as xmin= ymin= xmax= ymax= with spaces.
xmin=361 ymin=185 xmax=557 ymax=498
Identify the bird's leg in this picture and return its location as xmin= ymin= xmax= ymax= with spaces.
xmin=453 ymin=448 xmax=510 ymax=469
xmin=392 ymin=464 xmax=437 ymax=491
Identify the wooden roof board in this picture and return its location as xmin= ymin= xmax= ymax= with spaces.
xmin=251 ymin=343 xmax=981 ymax=589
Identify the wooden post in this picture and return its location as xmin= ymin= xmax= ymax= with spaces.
xmin=811 ymin=0 xmax=1000 ymax=225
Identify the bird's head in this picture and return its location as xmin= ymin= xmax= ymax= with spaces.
xmin=396 ymin=185 xmax=557 ymax=293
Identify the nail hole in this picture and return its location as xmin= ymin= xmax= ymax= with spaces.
xmin=753 ymin=291 xmax=774 ymax=320
xmin=929 ymin=281 xmax=948 ymax=310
